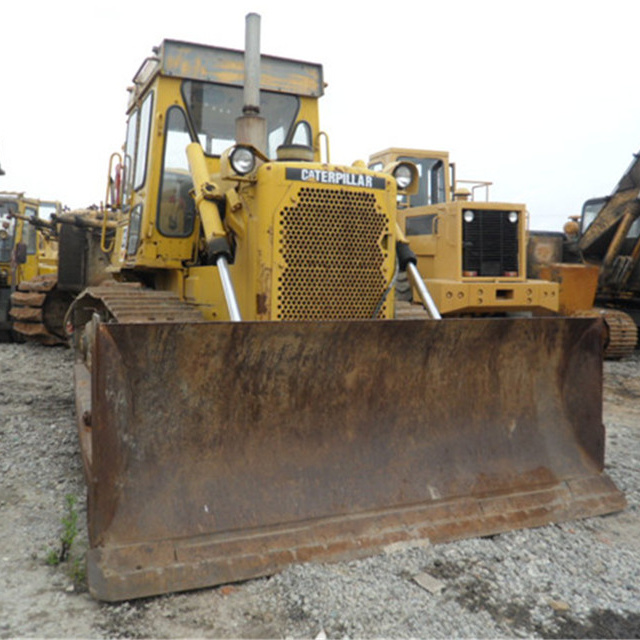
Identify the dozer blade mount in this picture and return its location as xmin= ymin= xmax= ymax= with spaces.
xmin=76 ymin=316 xmax=625 ymax=601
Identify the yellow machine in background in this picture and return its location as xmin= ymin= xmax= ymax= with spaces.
xmin=527 ymin=149 xmax=640 ymax=359
xmin=0 ymin=192 xmax=60 ymax=340
xmin=371 ymin=147 xmax=634 ymax=359
xmin=62 ymin=15 xmax=623 ymax=602
xmin=369 ymin=148 xmax=559 ymax=316
xmin=9 ymin=205 xmax=117 ymax=345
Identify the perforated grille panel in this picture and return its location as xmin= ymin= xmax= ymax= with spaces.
xmin=277 ymin=187 xmax=389 ymax=320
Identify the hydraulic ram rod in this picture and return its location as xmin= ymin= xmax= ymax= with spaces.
xmin=406 ymin=262 xmax=441 ymax=319
xmin=217 ymin=256 xmax=242 ymax=322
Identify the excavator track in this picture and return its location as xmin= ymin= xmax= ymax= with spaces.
xmin=9 ymin=274 xmax=73 ymax=345
xmin=573 ymin=308 xmax=638 ymax=359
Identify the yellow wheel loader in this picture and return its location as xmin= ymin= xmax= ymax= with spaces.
xmin=0 ymin=192 xmax=64 ymax=342
xmin=64 ymin=15 xmax=624 ymax=602
xmin=369 ymin=148 xmax=560 ymax=317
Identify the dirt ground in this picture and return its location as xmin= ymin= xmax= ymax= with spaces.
xmin=1 ymin=342 xmax=639 ymax=639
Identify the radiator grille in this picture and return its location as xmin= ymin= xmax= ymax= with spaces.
xmin=462 ymin=210 xmax=519 ymax=276
xmin=277 ymin=187 xmax=389 ymax=320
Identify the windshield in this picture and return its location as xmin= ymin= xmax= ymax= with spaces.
xmin=581 ymin=199 xmax=606 ymax=235
xmin=182 ymin=80 xmax=299 ymax=159
xmin=0 ymin=201 xmax=17 ymax=263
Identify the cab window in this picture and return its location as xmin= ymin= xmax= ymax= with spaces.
xmin=291 ymin=121 xmax=312 ymax=147
xmin=400 ymin=156 xmax=446 ymax=207
xmin=134 ymin=93 xmax=153 ymax=190
xmin=122 ymin=110 xmax=138 ymax=203
xmin=580 ymin=199 xmax=606 ymax=235
xmin=406 ymin=214 xmax=437 ymax=236
xmin=122 ymin=92 xmax=154 ymax=204
xmin=182 ymin=80 xmax=299 ymax=159
xmin=0 ymin=204 xmax=17 ymax=262
xmin=23 ymin=207 xmax=38 ymax=254
xmin=157 ymin=107 xmax=196 ymax=238
xmin=38 ymin=202 xmax=58 ymax=221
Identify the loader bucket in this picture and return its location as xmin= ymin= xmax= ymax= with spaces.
xmin=78 ymin=316 xmax=625 ymax=601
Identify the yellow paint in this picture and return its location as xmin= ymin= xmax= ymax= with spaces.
xmin=109 ymin=40 xmax=399 ymax=322
xmin=0 ymin=194 xmax=60 ymax=287
xmin=371 ymin=148 xmax=560 ymax=315
xmin=537 ymin=263 xmax=599 ymax=314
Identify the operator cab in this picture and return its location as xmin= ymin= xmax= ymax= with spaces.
xmin=370 ymin=151 xmax=450 ymax=209
xmin=580 ymin=196 xmax=640 ymax=259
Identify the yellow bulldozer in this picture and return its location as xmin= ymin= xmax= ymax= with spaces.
xmin=0 ymin=192 xmax=61 ymax=341
xmin=9 ymin=205 xmax=117 ymax=345
xmin=61 ymin=15 xmax=624 ymax=602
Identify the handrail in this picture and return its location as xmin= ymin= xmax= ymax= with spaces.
xmin=317 ymin=131 xmax=330 ymax=163
xmin=455 ymin=179 xmax=493 ymax=201
xmin=101 ymin=153 xmax=122 ymax=253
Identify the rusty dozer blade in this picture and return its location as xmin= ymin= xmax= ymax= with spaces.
xmin=79 ymin=316 xmax=625 ymax=601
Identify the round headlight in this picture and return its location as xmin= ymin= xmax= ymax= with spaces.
xmin=393 ymin=163 xmax=413 ymax=190
xmin=230 ymin=146 xmax=256 ymax=175
xmin=508 ymin=211 xmax=518 ymax=223
xmin=463 ymin=210 xmax=475 ymax=223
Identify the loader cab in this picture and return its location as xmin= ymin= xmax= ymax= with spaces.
xmin=116 ymin=39 xmax=323 ymax=274
xmin=369 ymin=148 xmax=452 ymax=209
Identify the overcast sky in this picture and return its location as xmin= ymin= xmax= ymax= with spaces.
xmin=2 ymin=0 xmax=640 ymax=230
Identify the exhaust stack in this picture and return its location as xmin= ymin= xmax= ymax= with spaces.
xmin=236 ymin=13 xmax=267 ymax=152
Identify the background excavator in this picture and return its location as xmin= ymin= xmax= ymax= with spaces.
xmin=59 ymin=15 xmax=623 ymax=602
xmin=0 ymin=192 xmax=61 ymax=342
xmin=528 ymin=150 xmax=640 ymax=358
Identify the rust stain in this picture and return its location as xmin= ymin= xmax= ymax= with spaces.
xmin=82 ymin=316 xmax=624 ymax=601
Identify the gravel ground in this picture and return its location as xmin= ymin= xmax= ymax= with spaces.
xmin=1 ymin=342 xmax=639 ymax=639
